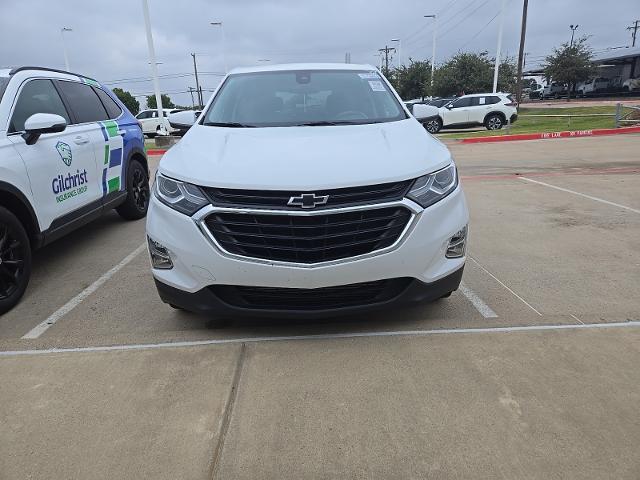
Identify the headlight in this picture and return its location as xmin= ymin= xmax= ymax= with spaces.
xmin=153 ymin=173 xmax=208 ymax=215
xmin=406 ymin=163 xmax=458 ymax=208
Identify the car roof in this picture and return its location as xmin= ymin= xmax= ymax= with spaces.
xmin=7 ymin=66 xmax=98 ymax=82
xmin=228 ymin=63 xmax=378 ymax=75
xmin=460 ymin=92 xmax=508 ymax=97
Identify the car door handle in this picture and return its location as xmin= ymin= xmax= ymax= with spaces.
xmin=73 ymin=135 xmax=90 ymax=145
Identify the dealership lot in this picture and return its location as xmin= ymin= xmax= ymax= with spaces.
xmin=1 ymin=135 xmax=639 ymax=478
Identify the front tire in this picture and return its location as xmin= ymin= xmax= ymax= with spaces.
xmin=424 ymin=117 xmax=442 ymax=134
xmin=0 ymin=207 xmax=32 ymax=314
xmin=116 ymin=159 xmax=150 ymax=220
xmin=485 ymin=113 xmax=504 ymax=131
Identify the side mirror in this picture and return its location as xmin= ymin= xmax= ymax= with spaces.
xmin=22 ymin=113 xmax=67 ymax=145
xmin=168 ymin=110 xmax=197 ymax=130
xmin=445 ymin=103 xmax=454 ymax=109
xmin=412 ymin=104 xmax=440 ymax=120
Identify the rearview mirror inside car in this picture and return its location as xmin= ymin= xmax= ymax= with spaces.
xmin=22 ymin=113 xmax=67 ymax=145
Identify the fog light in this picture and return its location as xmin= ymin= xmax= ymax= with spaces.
xmin=446 ymin=225 xmax=467 ymax=258
xmin=147 ymin=236 xmax=173 ymax=269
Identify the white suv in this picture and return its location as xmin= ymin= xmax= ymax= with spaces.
xmin=146 ymin=63 xmax=469 ymax=319
xmin=0 ymin=66 xmax=150 ymax=313
xmin=136 ymin=108 xmax=183 ymax=137
xmin=423 ymin=93 xmax=518 ymax=134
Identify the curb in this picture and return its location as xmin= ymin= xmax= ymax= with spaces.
xmin=458 ymin=126 xmax=640 ymax=144
xmin=146 ymin=149 xmax=168 ymax=155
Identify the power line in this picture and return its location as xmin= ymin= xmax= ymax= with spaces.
xmin=457 ymin=9 xmax=501 ymax=50
xmin=437 ymin=0 xmax=491 ymax=41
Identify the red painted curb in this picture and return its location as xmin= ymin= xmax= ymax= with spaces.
xmin=146 ymin=149 xmax=168 ymax=155
xmin=459 ymin=126 xmax=640 ymax=144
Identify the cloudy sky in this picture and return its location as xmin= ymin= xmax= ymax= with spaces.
xmin=1 ymin=0 xmax=636 ymax=107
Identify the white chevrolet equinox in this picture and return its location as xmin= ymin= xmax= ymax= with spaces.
xmin=146 ymin=63 xmax=469 ymax=318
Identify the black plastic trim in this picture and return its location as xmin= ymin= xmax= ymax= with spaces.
xmin=153 ymin=266 xmax=464 ymax=319
xmin=9 ymin=66 xmax=97 ymax=82
xmin=0 ymin=181 xmax=41 ymax=246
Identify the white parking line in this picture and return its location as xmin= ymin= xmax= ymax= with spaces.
xmin=4 ymin=321 xmax=640 ymax=357
xmin=519 ymin=177 xmax=640 ymax=214
xmin=21 ymin=243 xmax=146 ymax=340
xmin=459 ymin=282 xmax=498 ymax=318
xmin=469 ymin=256 xmax=543 ymax=316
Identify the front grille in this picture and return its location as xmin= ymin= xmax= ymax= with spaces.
xmin=203 ymin=180 xmax=412 ymax=210
xmin=204 ymin=206 xmax=412 ymax=264
xmin=211 ymin=278 xmax=411 ymax=311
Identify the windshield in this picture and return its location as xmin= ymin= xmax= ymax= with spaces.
xmin=0 ymin=77 xmax=8 ymax=103
xmin=203 ymin=69 xmax=407 ymax=127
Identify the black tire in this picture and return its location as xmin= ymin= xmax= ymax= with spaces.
xmin=0 ymin=207 xmax=32 ymax=314
xmin=424 ymin=117 xmax=442 ymax=134
xmin=116 ymin=159 xmax=150 ymax=220
xmin=484 ymin=113 xmax=504 ymax=131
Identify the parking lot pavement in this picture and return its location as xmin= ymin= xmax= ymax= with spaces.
xmin=1 ymin=135 xmax=639 ymax=478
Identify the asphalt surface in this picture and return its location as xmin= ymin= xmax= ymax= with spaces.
xmin=1 ymin=134 xmax=639 ymax=479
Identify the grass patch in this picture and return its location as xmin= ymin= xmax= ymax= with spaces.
xmin=438 ymin=106 xmax=618 ymax=139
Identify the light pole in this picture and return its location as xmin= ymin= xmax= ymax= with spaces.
xmin=60 ymin=27 xmax=72 ymax=71
xmin=391 ymin=38 xmax=401 ymax=68
xmin=424 ymin=15 xmax=437 ymax=87
xmin=210 ymin=22 xmax=228 ymax=73
xmin=492 ymin=0 xmax=507 ymax=93
xmin=141 ymin=0 xmax=164 ymax=131
xmin=569 ymin=24 xmax=579 ymax=47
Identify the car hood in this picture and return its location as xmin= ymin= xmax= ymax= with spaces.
xmin=158 ymin=118 xmax=452 ymax=190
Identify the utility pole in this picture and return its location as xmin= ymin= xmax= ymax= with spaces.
xmin=492 ymin=0 xmax=507 ymax=93
xmin=141 ymin=0 xmax=164 ymax=130
xmin=188 ymin=87 xmax=195 ymax=110
xmin=569 ymin=24 xmax=579 ymax=47
xmin=515 ymin=0 xmax=529 ymax=104
xmin=627 ymin=20 xmax=639 ymax=47
xmin=191 ymin=53 xmax=203 ymax=109
xmin=378 ymin=46 xmax=396 ymax=75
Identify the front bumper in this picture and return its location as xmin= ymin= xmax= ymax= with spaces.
xmin=154 ymin=266 xmax=464 ymax=318
xmin=146 ymin=184 xmax=469 ymax=313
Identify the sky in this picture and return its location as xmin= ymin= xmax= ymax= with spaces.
xmin=1 ymin=0 xmax=637 ymax=107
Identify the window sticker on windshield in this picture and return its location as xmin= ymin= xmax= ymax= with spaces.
xmin=358 ymin=72 xmax=379 ymax=79
xmin=479 ymin=97 xmax=486 ymax=105
xmin=368 ymin=80 xmax=386 ymax=91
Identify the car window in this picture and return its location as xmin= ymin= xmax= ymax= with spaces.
xmin=0 ymin=76 xmax=9 ymax=103
xmin=203 ymin=69 xmax=407 ymax=127
xmin=451 ymin=97 xmax=472 ymax=108
xmin=94 ymin=87 xmax=122 ymax=119
xmin=9 ymin=79 xmax=70 ymax=133
xmin=486 ymin=96 xmax=500 ymax=105
xmin=56 ymin=80 xmax=109 ymax=124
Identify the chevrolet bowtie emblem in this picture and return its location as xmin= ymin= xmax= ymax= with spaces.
xmin=287 ymin=193 xmax=329 ymax=209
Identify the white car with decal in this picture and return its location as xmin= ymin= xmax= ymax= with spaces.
xmin=0 ymin=66 xmax=150 ymax=313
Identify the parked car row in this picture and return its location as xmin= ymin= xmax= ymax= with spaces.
xmin=528 ymin=76 xmax=640 ymax=100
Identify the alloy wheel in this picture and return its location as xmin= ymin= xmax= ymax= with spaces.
xmin=0 ymin=223 xmax=25 ymax=300
xmin=132 ymin=169 xmax=150 ymax=211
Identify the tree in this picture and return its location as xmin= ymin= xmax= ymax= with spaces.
xmin=543 ymin=37 xmax=596 ymax=101
xmin=146 ymin=94 xmax=175 ymax=109
xmin=432 ymin=51 xmax=517 ymax=97
xmin=112 ymin=88 xmax=139 ymax=115
xmin=389 ymin=60 xmax=432 ymax=100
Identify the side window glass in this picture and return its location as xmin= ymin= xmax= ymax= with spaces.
xmin=452 ymin=97 xmax=471 ymax=108
xmin=56 ymin=80 xmax=109 ymax=124
xmin=94 ymin=87 xmax=122 ymax=119
xmin=9 ymin=79 xmax=70 ymax=133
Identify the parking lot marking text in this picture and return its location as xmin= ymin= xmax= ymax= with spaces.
xmin=519 ymin=177 xmax=640 ymax=214
xmin=21 ymin=243 xmax=146 ymax=339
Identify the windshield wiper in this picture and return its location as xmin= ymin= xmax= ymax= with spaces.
xmin=203 ymin=122 xmax=257 ymax=128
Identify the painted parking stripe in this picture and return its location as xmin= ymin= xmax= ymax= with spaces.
xmin=459 ymin=282 xmax=498 ymax=318
xmin=4 ymin=321 xmax=640 ymax=357
xmin=519 ymin=177 xmax=640 ymax=214
xmin=469 ymin=256 xmax=543 ymax=316
xmin=21 ymin=244 xmax=146 ymax=340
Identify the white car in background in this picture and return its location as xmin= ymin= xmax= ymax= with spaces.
xmin=577 ymin=77 xmax=609 ymax=96
xmin=135 ymin=108 xmax=183 ymax=137
xmin=423 ymin=93 xmax=518 ymax=134
xmin=622 ymin=77 xmax=640 ymax=92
